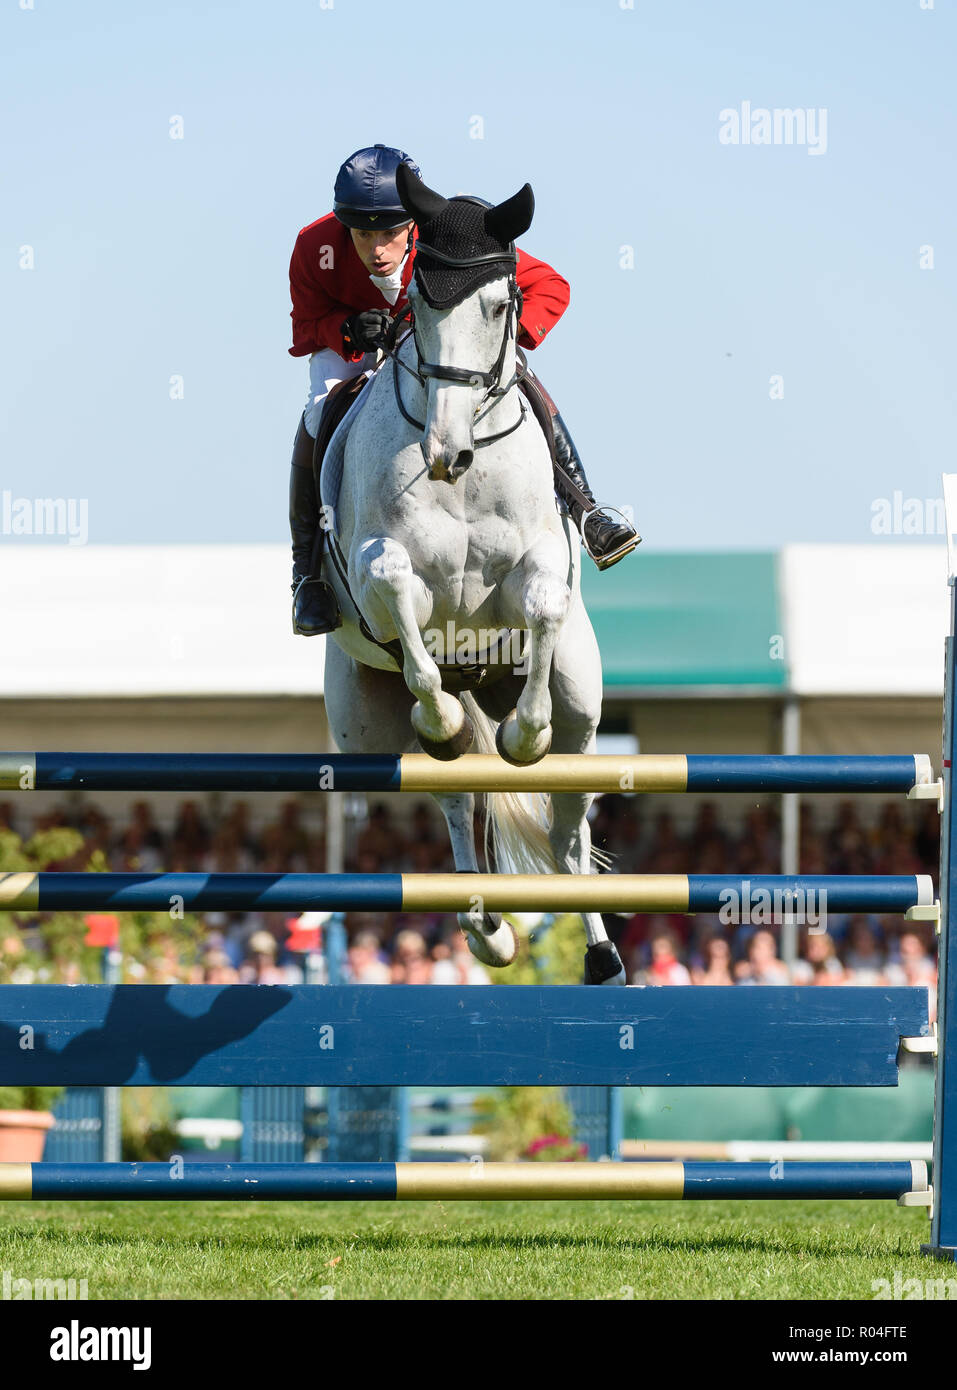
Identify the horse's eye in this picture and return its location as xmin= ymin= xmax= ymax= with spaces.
xmin=493 ymin=303 xmax=508 ymax=318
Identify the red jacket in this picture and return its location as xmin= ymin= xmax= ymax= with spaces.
xmin=288 ymin=212 xmax=569 ymax=360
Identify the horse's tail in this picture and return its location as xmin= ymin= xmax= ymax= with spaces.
xmin=460 ymin=692 xmax=558 ymax=875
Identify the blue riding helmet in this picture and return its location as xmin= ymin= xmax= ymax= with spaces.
xmin=334 ymin=145 xmax=422 ymax=230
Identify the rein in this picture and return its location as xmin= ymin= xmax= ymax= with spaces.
xmin=382 ymin=254 xmax=528 ymax=446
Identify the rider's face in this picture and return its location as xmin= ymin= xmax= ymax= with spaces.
xmin=350 ymin=223 xmax=413 ymax=276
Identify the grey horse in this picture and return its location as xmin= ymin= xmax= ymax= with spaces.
xmin=319 ymin=166 xmax=626 ymax=985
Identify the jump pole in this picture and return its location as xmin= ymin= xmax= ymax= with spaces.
xmin=0 ymin=1160 xmax=929 ymax=1202
xmin=0 ymin=872 xmax=936 ymax=915
xmin=0 ymin=751 xmax=938 ymax=796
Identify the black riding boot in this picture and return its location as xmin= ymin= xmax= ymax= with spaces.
xmin=289 ymin=414 xmax=341 ymax=636
xmin=552 ymin=414 xmax=641 ymax=570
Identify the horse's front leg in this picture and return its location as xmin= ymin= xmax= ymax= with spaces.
xmin=354 ymin=537 xmax=473 ymax=760
xmin=431 ymin=790 xmax=518 ymax=968
xmin=496 ymin=544 xmax=571 ymax=765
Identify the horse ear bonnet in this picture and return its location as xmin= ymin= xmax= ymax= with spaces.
xmin=396 ymin=164 xmax=535 ymax=310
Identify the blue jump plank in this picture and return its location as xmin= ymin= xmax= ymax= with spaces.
xmin=0 ymin=985 xmax=928 ymax=1088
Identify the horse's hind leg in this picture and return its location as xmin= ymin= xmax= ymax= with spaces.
xmin=431 ymin=789 xmax=518 ymax=968
xmin=354 ymin=536 xmax=473 ymax=760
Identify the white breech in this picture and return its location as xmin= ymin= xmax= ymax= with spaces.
xmin=304 ymin=348 xmax=376 ymax=437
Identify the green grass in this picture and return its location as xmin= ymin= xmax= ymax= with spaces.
xmin=0 ymin=1198 xmax=939 ymax=1299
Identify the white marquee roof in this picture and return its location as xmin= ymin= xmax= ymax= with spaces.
xmin=780 ymin=544 xmax=949 ymax=697
xmin=0 ymin=542 xmax=949 ymax=699
xmin=0 ymin=545 xmax=325 ymax=698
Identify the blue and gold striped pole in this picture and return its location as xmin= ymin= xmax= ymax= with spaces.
xmin=0 ymin=1160 xmax=928 ymax=1202
xmin=0 ymin=751 xmax=935 ymax=795
xmin=0 ymin=872 xmax=936 ymax=914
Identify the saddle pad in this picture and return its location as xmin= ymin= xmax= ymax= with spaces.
xmin=320 ymin=368 xmax=380 ymax=530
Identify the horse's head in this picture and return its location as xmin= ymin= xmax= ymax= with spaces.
xmin=396 ymin=164 xmax=534 ymax=483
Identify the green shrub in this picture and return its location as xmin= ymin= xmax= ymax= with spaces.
xmin=0 ymin=1086 xmax=64 ymax=1113
xmin=473 ymin=1086 xmax=577 ymax=1161
xmin=502 ymin=910 xmax=586 ymax=985
xmin=121 ymin=1089 xmax=181 ymax=1161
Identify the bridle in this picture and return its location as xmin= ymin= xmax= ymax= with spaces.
xmin=384 ymin=223 xmax=528 ymax=447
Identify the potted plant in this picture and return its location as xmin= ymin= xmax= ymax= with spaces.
xmin=0 ymin=1087 xmax=63 ymax=1161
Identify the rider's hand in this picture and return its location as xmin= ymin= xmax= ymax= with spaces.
xmin=341 ymin=310 xmax=391 ymax=354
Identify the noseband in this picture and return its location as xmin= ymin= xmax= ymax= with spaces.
xmin=386 ymin=242 xmax=527 ymax=447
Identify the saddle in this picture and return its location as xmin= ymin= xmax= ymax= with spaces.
xmin=311 ymin=372 xmax=370 ymax=501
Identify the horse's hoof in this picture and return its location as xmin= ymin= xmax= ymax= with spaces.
xmin=459 ymin=911 xmax=518 ymax=968
xmin=494 ymin=709 xmax=552 ymax=766
xmin=416 ymin=710 xmax=475 ymax=761
xmin=584 ymin=941 xmax=626 ymax=986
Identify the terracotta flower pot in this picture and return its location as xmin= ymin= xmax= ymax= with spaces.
xmin=0 ymin=1110 xmax=55 ymax=1162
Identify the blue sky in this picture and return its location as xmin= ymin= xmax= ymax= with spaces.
xmin=2 ymin=0 xmax=954 ymax=549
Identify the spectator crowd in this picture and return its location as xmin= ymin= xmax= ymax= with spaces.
xmin=0 ymin=789 xmax=939 ymax=1001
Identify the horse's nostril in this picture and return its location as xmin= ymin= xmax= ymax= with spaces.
xmin=454 ymin=450 xmax=474 ymax=474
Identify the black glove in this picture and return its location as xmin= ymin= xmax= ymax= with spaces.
xmin=341 ymin=310 xmax=391 ymax=354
